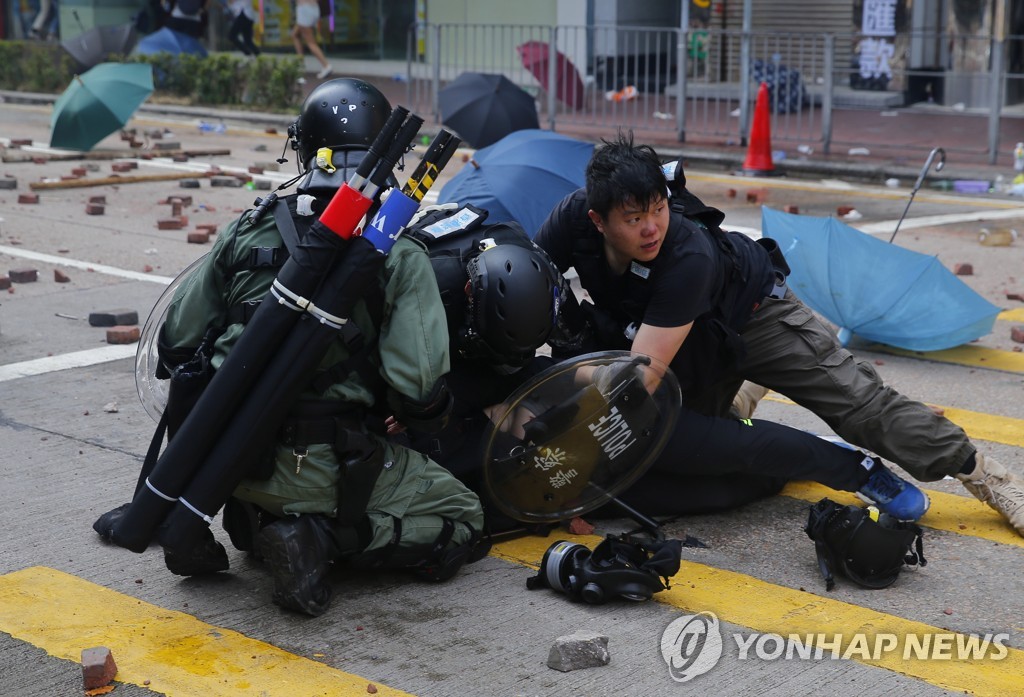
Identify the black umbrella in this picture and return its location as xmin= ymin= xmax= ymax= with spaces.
xmin=62 ymin=23 xmax=139 ymax=69
xmin=110 ymin=107 xmax=421 ymax=554
xmin=439 ymin=72 xmax=539 ymax=149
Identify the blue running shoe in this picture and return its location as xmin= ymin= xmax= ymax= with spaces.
xmin=856 ymin=463 xmax=930 ymax=521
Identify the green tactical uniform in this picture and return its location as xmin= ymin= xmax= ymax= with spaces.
xmin=161 ymin=200 xmax=484 ymax=556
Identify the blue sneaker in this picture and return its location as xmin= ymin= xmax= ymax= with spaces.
xmin=856 ymin=463 xmax=930 ymax=521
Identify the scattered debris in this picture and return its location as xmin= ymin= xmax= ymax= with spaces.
xmin=106 ymin=325 xmax=141 ymax=344
xmin=54 ymin=269 xmax=71 ymax=283
xmin=1011 ymin=326 xmax=1024 ymax=344
xmin=89 ymin=310 xmax=139 ymax=327
xmin=9 ymin=268 xmax=38 ymax=283
xmin=103 ymin=402 xmax=119 ymax=413
xmin=547 ymin=632 xmax=611 ymax=672
xmin=952 ymin=263 xmax=973 ymax=276
xmin=81 ymin=646 xmax=117 ymax=691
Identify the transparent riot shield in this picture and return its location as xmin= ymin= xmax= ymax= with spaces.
xmin=135 ymin=254 xmax=208 ymax=421
xmin=482 ymin=351 xmax=681 ymax=524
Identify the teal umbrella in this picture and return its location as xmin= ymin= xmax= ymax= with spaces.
xmin=50 ymin=62 xmax=154 ymax=151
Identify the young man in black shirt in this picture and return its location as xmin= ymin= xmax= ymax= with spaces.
xmin=534 ymin=132 xmax=1024 ymax=534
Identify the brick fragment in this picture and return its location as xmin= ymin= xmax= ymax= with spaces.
xmin=836 ymin=205 xmax=855 ymax=216
xmin=783 ymin=205 xmax=800 ymax=214
xmin=1012 ymin=326 xmax=1024 ymax=344
xmin=88 ymin=195 xmax=106 ymax=204
xmin=187 ymin=231 xmax=210 ymax=244
xmin=253 ymin=178 xmax=273 ymax=190
xmin=153 ymin=141 xmax=182 ymax=150
xmin=264 ymin=127 xmax=278 ymax=135
xmin=166 ymin=195 xmax=193 ymax=206
xmin=171 ymin=201 xmax=183 ymax=217
xmin=179 ymin=178 xmax=202 ymax=189
xmin=248 ymin=166 xmax=264 ymax=175
xmin=953 ymin=263 xmax=973 ymax=276
xmin=147 ymin=129 xmax=164 ymax=139
xmin=0 ymin=276 xmax=10 ymax=290
xmin=85 ymin=203 xmax=105 ymax=216
xmin=89 ymin=309 xmax=139 ymax=327
xmin=54 ymin=269 xmax=71 ymax=283
xmin=18 ymin=193 xmax=40 ymax=204
xmin=254 ymin=161 xmax=280 ymax=172
xmin=0 ymin=177 xmax=17 ymax=189
xmin=1007 ymin=291 xmax=1024 ymax=302
xmin=32 ymin=157 xmax=46 ymax=165
xmin=111 ymin=162 xmax=133 ymax=173
xmin=726 ymin=188 xmax=737 ymax=198
xmin=745 ymin=188 xmax=767 ymax=204
xmin=60 ymin=174 xmax=81 ymax=181
xmin=71 ymin=167 xmax=87 ymax=177
xmin=106 ymin=325 xmax=141 ymax=344
xmin=157 ymin=218 xmax=186 ymax=230
xmin=9 ymin=268 xmax=38 ymax=283
xmin=81 ymin=646 xmax=117 ymax=690
xmin=211 ymin=176 xmax=244 ymax=188
xmin=196 ymin=223 xmax=219 ymax=234
xmin=172 ymin=154 xmax=190 ymax=162
xmin=10 ymin=138 xmax=32 ymax=146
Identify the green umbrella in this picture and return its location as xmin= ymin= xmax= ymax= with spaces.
xmin=50 ymin=62 xmax=154 ymax=151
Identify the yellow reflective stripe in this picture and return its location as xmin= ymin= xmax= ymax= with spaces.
xmin=0 ymin=567 xmax=413 ymax=697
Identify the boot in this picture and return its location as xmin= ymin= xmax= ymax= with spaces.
xmin=93 ymin=502 xmax=131 ymax=541
xmin=731 ymin=381 xmax=770 ymax=420
xmin=255 ymin=515 xmax=339 ymax=617
xmin=957 ymin=453 xmax=1024 ymax=536
xmin=163 ymin=528 xmax=230 ymax=576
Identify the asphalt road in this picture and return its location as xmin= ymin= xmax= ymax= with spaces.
xmin=2 ymin=103 xmax=1024 ymax=697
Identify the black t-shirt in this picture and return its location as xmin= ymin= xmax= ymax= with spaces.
xmin=534 ymin=188 xmax=775 ymax=390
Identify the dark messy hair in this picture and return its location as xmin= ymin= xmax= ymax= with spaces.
xmin=585 ymin=131 xmax=668 ymax=219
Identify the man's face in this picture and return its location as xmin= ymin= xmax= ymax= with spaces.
xmin=588 ymin=195 xmax=669 ymax=269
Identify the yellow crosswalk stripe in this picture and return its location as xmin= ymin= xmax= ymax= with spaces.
xmin=493 ymin=534 xmax=1024 ymax=697
xmin=865 ymin=343 xmax=1024 ymax=373
xmin=999 ymin=308 xmax=1024 ymax=322
xmin=0 ymin=567 xmax=412 ymax=697
xmin=764 ymin=395 xmax=1024 ymax=449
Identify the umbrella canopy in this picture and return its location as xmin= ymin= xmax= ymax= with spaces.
xmin=762 ymin=208 xmax=1001 ymax=351
xmin=439 ymin=72 xmax=539 ymax=149
xmin=61 ymin=23 xmax=138 ymax=69
xmin=50 ymin=62 xmax=154 ymax=152
xmin=437 ymin=129 xmax=594 ymax=238
xmin=133 ymin=26 xmax=208 ymax=57
xmin=516 ymin=40 xmax=585 ymax=111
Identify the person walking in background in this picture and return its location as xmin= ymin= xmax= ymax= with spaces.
xmin=28 ymin=0 xmax=59 ymax=40
xmin=225 ymin=0 xmax=259 ymax=56
xmin=164 ymin=0 xmax=208 ymax=39
xmin=293 ymin=0 xmax=332 ymax=80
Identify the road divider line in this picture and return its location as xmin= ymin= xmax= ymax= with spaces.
xmin=763 ymin=395 xmax=1024 ymax=449
xmin=781 ymin=481 xmax=1023 ymax=548
xmin=865 ymin=343 xmax=1024 ymax=373
xmin=0 ymin=566 xmax=414 ymax=697
xmin=492 ymin=535 xmax=1024 ymax=697
xmin=0 ymin=345 xmax=137 ymax=383
xmin=0 ymin=244 xmax=174 ymax=284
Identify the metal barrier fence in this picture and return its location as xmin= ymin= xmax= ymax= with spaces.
xmin=405 ymin=23 xmax=1023 ymax=164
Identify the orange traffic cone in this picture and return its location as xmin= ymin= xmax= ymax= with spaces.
xmin=742 ymin=82 xmax=776 ymax=175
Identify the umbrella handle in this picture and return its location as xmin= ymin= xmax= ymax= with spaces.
xmin=889 ymin=147 xmax=946 ymax=244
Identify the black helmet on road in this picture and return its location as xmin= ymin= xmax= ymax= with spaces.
xmin=290 ymin=77 xmax=392 ymax=166
xmin=463 ymin=244 xmax=558 ymax=367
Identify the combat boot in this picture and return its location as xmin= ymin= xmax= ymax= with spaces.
xmin=957 ymin=453 xmax=1024 ymax=536
xmin=163 ymin=528 xmax=230 ymax=576
xmin=730 ymin=381 xmax=770 ymax=420
xmin=255 ymin=514 xmax=340 ymax=617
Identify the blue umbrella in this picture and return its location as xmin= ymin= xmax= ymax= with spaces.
xmin=438 ymin=129 xmax=594 ymax=238
xmin=133 ymin=26 xmax=208 ymax=57
xmin=762 ymin=207 xmax=1001 ymax=351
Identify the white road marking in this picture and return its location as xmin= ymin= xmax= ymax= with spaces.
xmin=0 ymin=245 xmax=174 ymax=284
xmin=0 ymin=345 xmax=137 ymax=383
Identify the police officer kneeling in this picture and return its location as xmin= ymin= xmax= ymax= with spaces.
xmin=96 ymin=78 xmax=486 ymax=616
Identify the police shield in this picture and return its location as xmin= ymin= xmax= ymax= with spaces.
xmin=482 ymin=351 xmax=681 ymax=523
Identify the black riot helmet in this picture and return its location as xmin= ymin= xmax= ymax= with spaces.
xmin=289 ymin=77 xmax=392 ymax=167
xmin=462 ymin=244 xmax=559 ymax=368
xmin=805 ymin=498 xmax=927 ymax=591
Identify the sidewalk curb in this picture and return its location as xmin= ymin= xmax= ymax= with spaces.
xmin=2 ymin=88 xmax=1015 ymax=188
